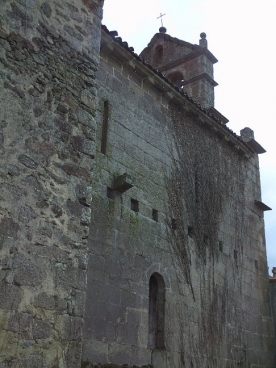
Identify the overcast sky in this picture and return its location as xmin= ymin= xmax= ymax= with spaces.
xmin=102 ymin=0 xmax=276 ymax=274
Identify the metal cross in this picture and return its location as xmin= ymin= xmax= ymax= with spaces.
xmin=157 ymin=13 xmax=166 ymax=27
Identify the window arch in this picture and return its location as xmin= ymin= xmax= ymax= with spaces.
xmin=153 ymin=45 xmax=163 ymax=67
xmin=167 ymin=71 xmax=184 ymax=88
xmin=148 ymin=272 xmax=165 ymax=349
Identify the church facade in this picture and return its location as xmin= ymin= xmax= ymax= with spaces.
xmin=0 ymin=1 xmax=275 ymax=367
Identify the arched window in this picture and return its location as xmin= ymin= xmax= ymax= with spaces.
xmin=148 ymin=273 xmax=165 ymax=349
xmin=167 ymin=71 xmax=184 ymax=88
xmin=153 ymin=45 xmax=163 ymax=67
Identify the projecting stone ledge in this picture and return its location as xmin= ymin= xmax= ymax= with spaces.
xmin=240 ymin=127 xmax=266 ymax=154
xmin=255 ymin=200 xmax=272 ymax=211
xmin=113 ymin=173 xmax=134 ymax=193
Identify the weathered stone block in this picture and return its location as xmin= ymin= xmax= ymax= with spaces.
xmin=126 ymin=308 xmax=141 ymax=327
xmin=40 ymin=2 xmax=51 ymax=18
xmin=32 ymin=318 xmax=53 ymax=340
xmin=3 ymin=163 xmax=20 ymax=176
xmin=18 ymin=355 xmax=45 ymax=368
xmin=6 ymin=312 xmax=32 ymax=338
xmin=108 ymin=342 xmax=131 ymax=366
xmin=34 ymin=292 xmax=67 ymax=311
xmin=61 ymin=163 xmax=91 ymax=180
xmin=75 ymin=184 xmax=93 ymax=204
xmin=82 ymin=340 xmax=108 ymax=363
xmin=65 ymin=341 xmax=83 ymax=368
xmin=12 ymin=253 xmax=45 ymax=287
xmin=54 ymin=265 xmax=86 ymax=290
xmin=60 ymin=315 xmax=83 ymax=340
xmin=18 ymin=205 xmax=37 ymax=224
xmin=72 ymin=135 xmax=95 ymax=157
xmin=0 ymin=284 xmax=23 ymax=310
xmin=0 ymin=218 xmax=19 ymax=249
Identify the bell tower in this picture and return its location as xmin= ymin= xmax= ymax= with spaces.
xmin=140 ymin=29 xmax=218 ymax=109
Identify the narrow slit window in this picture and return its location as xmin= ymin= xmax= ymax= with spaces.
xmin=219 ymin=241 xmax=223 ymax=252
xmin=152 ymin=209 xmax=158 ymax=222
xmin=148 ymin=273 xmax=165 ymax=349
xmin=188 ymin=226 xmax=194 ymax=238
xmin=101 ymin=100 xmax=109 ymax=154
xmin=131 ymin=198 xmax=139 ymax=212
xmin=107 ymin=187 xmax=115 ymax=199
xmin=171 ymin=219 xmax=176 ymax=230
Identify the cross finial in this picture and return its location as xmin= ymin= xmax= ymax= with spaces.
xmin=157 ymin=12 xmax=166 ymax=27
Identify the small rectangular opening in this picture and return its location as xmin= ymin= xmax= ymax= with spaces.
xmin=219 ymin=241 xmax=223 ymax=252
xmin=107 ymin=187 xmax=115 ymax=199
xmin=131 ymin=198 xmax=139 ymax=212
xmin=101 ymin=100 xmax=109 ymax=154
xmin=234 ymin=250 xmax=238 ymax=259
xmin=171 ymin=219 xmax=176 ymax=230
xmin=152 ymin=209 xmax=158 ymax=222
xmin=188 ymin=226 xmax=194 ymax=238
xmin=255 ymin=260 xmax=259 ymax=269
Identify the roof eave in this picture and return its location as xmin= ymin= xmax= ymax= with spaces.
xmin=101 ymin=25 xmax=255 ymax=157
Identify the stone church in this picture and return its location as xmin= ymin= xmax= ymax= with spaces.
xmin=0 ymin=1 xmax=275 ymax=367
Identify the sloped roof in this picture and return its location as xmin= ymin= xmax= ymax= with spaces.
xmin=140 ymin=32 xmax=218 ymax=64
xmin=101 ymin=25 xmax=257 ymax=155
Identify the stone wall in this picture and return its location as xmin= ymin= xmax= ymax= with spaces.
xmin=81 ymin=29 xmax=275 ymax=367
xmin=0 ymin=1 xmax=103 ymax=367
xmin=270 ymin=277 xmax=276 ymax=362
xmin=1 ymin=2 xmax=275 ymax=367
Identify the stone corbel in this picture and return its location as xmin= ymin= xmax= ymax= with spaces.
xmin=101 ymin=41 xmax=114 ymax=57
xmin=142 ymin=76 xmax=155 ymax=89
xmin=113 ymin=173 xmax=134 ymax=193
xmin=162 ymin=91 xmax=173 ymax=105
